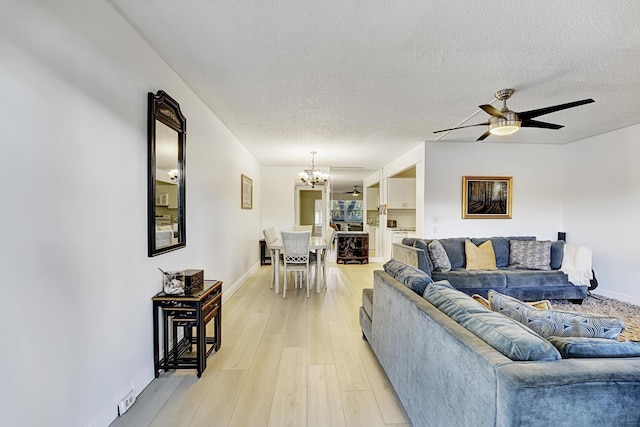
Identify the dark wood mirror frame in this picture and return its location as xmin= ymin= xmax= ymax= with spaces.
xmin=148 ymin=90 xmax=186 ymax=257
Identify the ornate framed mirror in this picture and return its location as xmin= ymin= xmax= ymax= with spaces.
xmin=148 ymin=90 xmax=186 ymax=256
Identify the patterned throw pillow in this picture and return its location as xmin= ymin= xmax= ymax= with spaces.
xmin=428 ymin=240 xmax=451 ymax=272
xmin=465 ymin=240 xmax=497 ymax=270
xmin=509 ymin=240 xmax=552 ymax=270
xmin=488 ymin=290 xmax=625 ymax=339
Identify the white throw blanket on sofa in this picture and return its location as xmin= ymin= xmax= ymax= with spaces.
xmin=561 ymin=244 xmax=593 ymax=287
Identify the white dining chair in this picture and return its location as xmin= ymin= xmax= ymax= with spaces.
xmin=281 ymin=231 xmax=311 ymax=298
xmin=263 ymin=228 xmax=278 ymax=289
xmin=320 ymin=229 xmax=335 ymax=289
xmin=293 ymin=225 xmax=313 ymax=232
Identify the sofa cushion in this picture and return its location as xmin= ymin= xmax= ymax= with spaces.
xmin=509 ymin=240 xmax=552 ymax=270
xmin=383 ymin=259 xmax=433 ymax=295
xmin=489 ymin=290 xmax=626 ymax=339
xmin=548 ymin=336 xmax=640 ymax=358
xmin=411 ymin=239 xmax=434 ymax=273
xmin=424 ymin=282 xmax=561 ymax=361
xmin=550 ymin=240 xmax=565 ymax=270
xmin=428 ymin=240 xmax=452 ymax=272
xmin=423 ymin=280 xmax=489 ymax=316
xmin=465 ymin=240 xmax=497 ymax=270
xmin=431 ymin=269 xmax=507 ymax=289
xmin=437 ymin=237 xmax=469 ymax=268
xmin=472 ymin=236 xmax=535 ymax=268
xmin=502 ymin=270 xmax=571 ymax=288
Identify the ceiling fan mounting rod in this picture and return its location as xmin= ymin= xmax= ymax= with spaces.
xmin=495 ymin=88 xmax=514 ymax=101
xmin=495 ymin=88 xmax=514 ymax=111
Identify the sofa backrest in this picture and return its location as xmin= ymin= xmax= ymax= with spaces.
xmin=471 ymin=236 xmax=535 ymax=268
xmin=402 ymin=236 xmax=565 ymax=271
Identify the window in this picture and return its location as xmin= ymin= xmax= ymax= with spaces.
xmin=331 ymin=200 xmax=363 ymax=222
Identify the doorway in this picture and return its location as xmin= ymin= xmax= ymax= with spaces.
xmin=299 ymin=189 xmax=323 ymax=236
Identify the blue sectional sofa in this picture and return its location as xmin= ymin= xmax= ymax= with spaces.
xmin=359 ymin=266 xmax=640 ymax=427
xmin=394 ymin=236 xmax=588 ymax=302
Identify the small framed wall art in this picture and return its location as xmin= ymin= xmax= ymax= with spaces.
xmin=462 ymin=176 xmax=512 ymax=219
xmin=241 ymin=174 xmax=253 ymax=209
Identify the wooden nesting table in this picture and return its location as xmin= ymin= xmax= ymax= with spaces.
xmin=152 ymin=280 xmax=222 ymax=378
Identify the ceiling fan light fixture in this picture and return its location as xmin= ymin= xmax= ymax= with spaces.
xmin=489 ymin=115 xmax=521 ymax=136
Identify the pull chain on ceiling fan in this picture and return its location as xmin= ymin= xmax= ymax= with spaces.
xmin=433 ymin=89 xmax=595 ymax=141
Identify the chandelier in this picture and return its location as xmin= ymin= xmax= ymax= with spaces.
xmin=167 ymin=169 xmax=179 ymax=183
xmin=298 ymin=151 xmax=330 ymax=188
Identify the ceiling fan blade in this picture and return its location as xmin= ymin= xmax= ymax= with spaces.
xmin=521 ymin=119 xmax=564 ymax=130
xmin=476 ymin=130 xmax=491 ymax=141
xmin=518 ymin=98 xmax=595 ymax=120
xmin=479 ymin=104 xmax=505 ymax=118
xmin=433 ymin=122 xmax=489 ymax=134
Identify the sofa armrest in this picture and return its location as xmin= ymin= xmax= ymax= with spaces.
xmin=392 ymin=243 xmax=432 ymax=275
xmin=392 ymin=243 xmax=420 ymax=267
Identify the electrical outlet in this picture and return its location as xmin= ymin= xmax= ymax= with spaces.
xmin=118 ymin=391 xmax=136 ymax=416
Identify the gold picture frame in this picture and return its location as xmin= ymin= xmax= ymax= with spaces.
xmin=462 ymin=176 xmax=512 ymax=219
xmin=241 ymin=174 xmax=253 ymax=209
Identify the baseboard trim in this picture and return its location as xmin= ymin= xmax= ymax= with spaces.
xmin=595 ymin=289 xmax=640 ymax=305
xmin=223 ymin=262 xmax=259 ymax=303
xmin=88 ymin=263 xmax=259 ymax=427
xmin=83 ymin=363 xmax=155 ymax=427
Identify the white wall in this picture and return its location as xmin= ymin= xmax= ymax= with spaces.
xmin=0 ymin=1 xmax=260 ymax=426
xmin=261 ymin=166 xmax=301 ymax=233
xmin=563 ymin=124 xmax=640 ymax=304
xmin=423 ymin=141 xmax=565 ymax=240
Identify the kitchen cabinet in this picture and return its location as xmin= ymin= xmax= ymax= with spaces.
xmin=365 ymin=225 xmax=378 ymax=257
xmin=384 ymin=228 xmax=416 ymax=260
xmin=387 ymin=178 xmax=416 ymax=209
xmin=366 ymin=187 xmax=379 ymax=210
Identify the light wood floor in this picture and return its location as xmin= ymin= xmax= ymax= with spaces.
xmin=110 ymin=261 xmax=410 ymax=427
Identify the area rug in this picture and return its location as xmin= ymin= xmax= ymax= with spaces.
xmin=551 ymin=294 xmax=640 ymax=341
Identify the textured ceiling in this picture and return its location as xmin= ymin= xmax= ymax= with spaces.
xmin=110 ymin=0 xmax=640 ymax=190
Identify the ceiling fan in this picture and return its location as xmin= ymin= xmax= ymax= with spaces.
xmin=433 ymin=89 xmax=595 ymax=141
xmin=346 ymin=185 xmax=361 ymax=196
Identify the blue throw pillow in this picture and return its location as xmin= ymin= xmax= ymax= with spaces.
xmin=383 ymin=259 xmax=433 ymax=295
xmin=548 ymin=336 xmax=640 ymax=358
xmin=424 ymin=282 xmax=560 ymax=361
xmin=424 ymin=281 xmax=493 ymax=321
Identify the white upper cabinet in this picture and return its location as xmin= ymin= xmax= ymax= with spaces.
xmin=366 ymin=187 xmax=379 ymax=210
xmin=387 ymin=178 xmax=416 ymax=209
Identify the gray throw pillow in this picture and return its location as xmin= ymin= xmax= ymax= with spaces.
xmin=509 ymin=240 xmax=552 ymax=270
xmin=428 ymin=240 xmax=451 ymax=272
xmin=488 ymin=290 xmax=625 ymax=339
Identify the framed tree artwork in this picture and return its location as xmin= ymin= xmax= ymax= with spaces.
xmin=462 ymin=176 xmax=512 ymax=219
xmin=241 ymin=174 xmax=253 ymax=209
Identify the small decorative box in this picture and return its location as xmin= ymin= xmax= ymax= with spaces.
xmin=183 ymin=269 xmax=204 ymax=293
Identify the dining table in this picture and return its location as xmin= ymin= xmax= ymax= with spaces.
xmin=269 ymin=236 xmax=327 ymax=295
